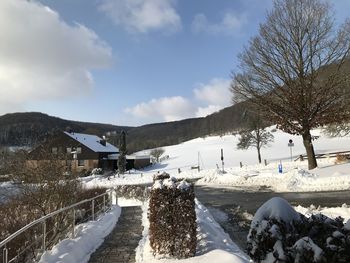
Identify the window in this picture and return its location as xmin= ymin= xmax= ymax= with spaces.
xmin=77 ymin=147 xmax=82 ymax=154
xmin=51 ymin=147 xmax=57 ymax=154
xmin=78 ymin=159 xmax=85 ymax=167
xmin=66 ymin=147 xmax=71 ymax=154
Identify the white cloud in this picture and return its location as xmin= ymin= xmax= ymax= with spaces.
xmin=194 ymin=78 xmax=232 ymax=107
xmin=0 ymin=0 xmax=112 ymax=115
xmin=124 ymin=78 xmax=233 ymax=123
xmin=195 ymin=105 xmax=222 ymax=118
xmin=99 ymin=0 xmax=181 ymax=34
xmin=191 ymin=12 xmax=246 ymax=35
xmin=193 ymin=78 xmax=232 ymax=117
xmin=124 ymin=96 xmax=195 ymax=123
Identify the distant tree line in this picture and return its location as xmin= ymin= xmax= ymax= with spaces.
xmin=0 ymin=104 xmax=259 ymax=154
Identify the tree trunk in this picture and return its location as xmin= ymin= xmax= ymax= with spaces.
xmin=257 ymin=147 xmax=262 ymax=164
xmin=302 ymin=130 xmax=317 ymax=169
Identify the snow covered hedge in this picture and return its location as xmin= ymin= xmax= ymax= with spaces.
xmin=247 ymin=197 xmax=350 ymax=262
xmin=149 ymin=173 xmax=197 ymax=259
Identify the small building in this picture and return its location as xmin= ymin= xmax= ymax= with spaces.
xmin=29 ymin=131 xmax=119 ymax=173
xmin=126 ymin=154 xmax=151 ymax=170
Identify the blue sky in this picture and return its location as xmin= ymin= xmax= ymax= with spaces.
xmin=0 ymin=0 xmax=349 ymax=126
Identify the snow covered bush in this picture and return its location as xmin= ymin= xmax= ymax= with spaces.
xmin=113 ymin=185 xmax=150 ymax=201
xmin=91 ymin=168 xmax=103 ymax=175
xmin=247 ymin=197 xmax=350 ymax=262
xmin=149 ymin=175 xmax=196 ymax=259
xmin=153 ymin=171 xmax=170 ymax=181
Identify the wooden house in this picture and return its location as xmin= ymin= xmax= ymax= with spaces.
xmin=29 ymin=131 xmax=119 ymax=172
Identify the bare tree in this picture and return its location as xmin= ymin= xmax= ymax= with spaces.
xmin=237 ymin=116 xmax=274 ymax=164
xmin=323 ymin=123 xmax=350 ymax=137
xmin=231 ymin=0 xmax=350 ymax=169
xmin=150 ymin=148 xmax=165 ymax=163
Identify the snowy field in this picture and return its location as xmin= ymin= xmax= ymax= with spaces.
xmin=82 ymin=127 xmax=350 ymax=193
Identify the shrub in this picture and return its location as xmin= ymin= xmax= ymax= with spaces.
xmin=247 ymin=198 xmax=350 ymax=262
xmin=0 ymin=186 xmax=111 ymax=262
xmin=0 ymin=149 xmax=111 ymax=261
xmin=149 ymin=175 xmax=196 ymax=259
xmin=335 ymin=154 xmax=350 ymax=164
xmin=150 ymin=148 xmax=165 ymax=163
xmin=113 ymin=185 xmax=150 ymax=201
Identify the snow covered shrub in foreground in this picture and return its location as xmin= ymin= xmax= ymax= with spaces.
xmin=247 ymin=197 xmax=350 ymax=262
xmin=113 ymin=184 xmax=150 ymax=201
xmin=149 ymin=174 xmax=196 ymax=259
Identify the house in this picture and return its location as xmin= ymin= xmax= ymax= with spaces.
xmin=28 ymin=131 xmax=119 ymax=172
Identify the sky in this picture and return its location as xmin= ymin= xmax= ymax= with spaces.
xmin=1 ymin=0 xmax=350 ymax=126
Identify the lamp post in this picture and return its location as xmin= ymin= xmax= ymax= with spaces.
xmin=288 ymin=139 xmax=294 ymax=162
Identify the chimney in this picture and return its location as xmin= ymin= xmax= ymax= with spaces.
xmin=100 ymin=139 xmax=106 ymax=146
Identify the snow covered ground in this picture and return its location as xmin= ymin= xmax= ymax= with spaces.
xmin=39 ymin=206 xmax=121 ymax=263
xmin=196 ymin=160 xmax=350 ymax=192
xmin=36 ymin=199 xmax=350 ymax=263
xmin=37 ymin=198 xmax=252 ymax=263
xmin=81 ymin=127 xmax=350 ymax=193
xmin=295 ymin=203 xmax=350 ymax=221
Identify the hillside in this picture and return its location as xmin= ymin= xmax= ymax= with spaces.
xmin=0 ymin=112 xmax=132 ymax=147
xmin=0 ymin=102 xmax=250 ymax=151
xmin=124 ymin=102 xmax=250 ymax=152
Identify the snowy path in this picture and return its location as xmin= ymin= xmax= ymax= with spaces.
xmin=88 ymin=206 xmax=143 ymax=263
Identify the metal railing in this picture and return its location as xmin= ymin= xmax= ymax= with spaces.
xmin=0 ymin=189 xmax=117 ymax=263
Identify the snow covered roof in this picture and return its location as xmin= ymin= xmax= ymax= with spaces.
xmin=64 ymin=132 xmax=119 ymax=153
xmin=126 ymin=154 xmax=150 ymax=160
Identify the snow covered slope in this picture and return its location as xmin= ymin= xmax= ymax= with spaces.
xmin=154 ymin=127 xmax=350 ymax=170
xmin=83 ymin=127 xmax=350 ymax=192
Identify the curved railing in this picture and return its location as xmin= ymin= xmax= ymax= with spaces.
xmin=0 ymin=189 xmax=117 ymax=263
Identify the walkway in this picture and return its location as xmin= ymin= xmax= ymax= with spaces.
xmin=89 ymin=206 xmax=143 ymax=263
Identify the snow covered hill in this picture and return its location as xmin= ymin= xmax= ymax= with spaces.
xmin=83 ymin=126 xmax=350 ymax=193
xmin=151 ymin=127 xmax=350 ymax=170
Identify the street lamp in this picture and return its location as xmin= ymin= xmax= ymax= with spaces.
xmin=288 ymin=139 xmax=294 ymax=162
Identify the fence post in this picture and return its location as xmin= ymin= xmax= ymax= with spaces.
xmin=92 ymin=199 xmax=95 ymax=221
xmin=72 ymin=208 xmax=75 ymax=238
xmin=3 ymin=246 xmax=8 ymax=263
xmin=42 ymin=220 xmax=46 ymax=251
xmin=103 ymin=195 xmax=106 ymax=213
xmin=110 ymin=189 xmax=117 ymax=205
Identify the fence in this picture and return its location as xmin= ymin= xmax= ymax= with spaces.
xmin=0 ymin=189 xmax=117 ymax=263
xmin=294 ymin=150 xmax=350 ymax=161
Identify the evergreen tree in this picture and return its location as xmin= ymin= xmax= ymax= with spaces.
xmin=118 ymin=131 xmax=126 ymax=174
